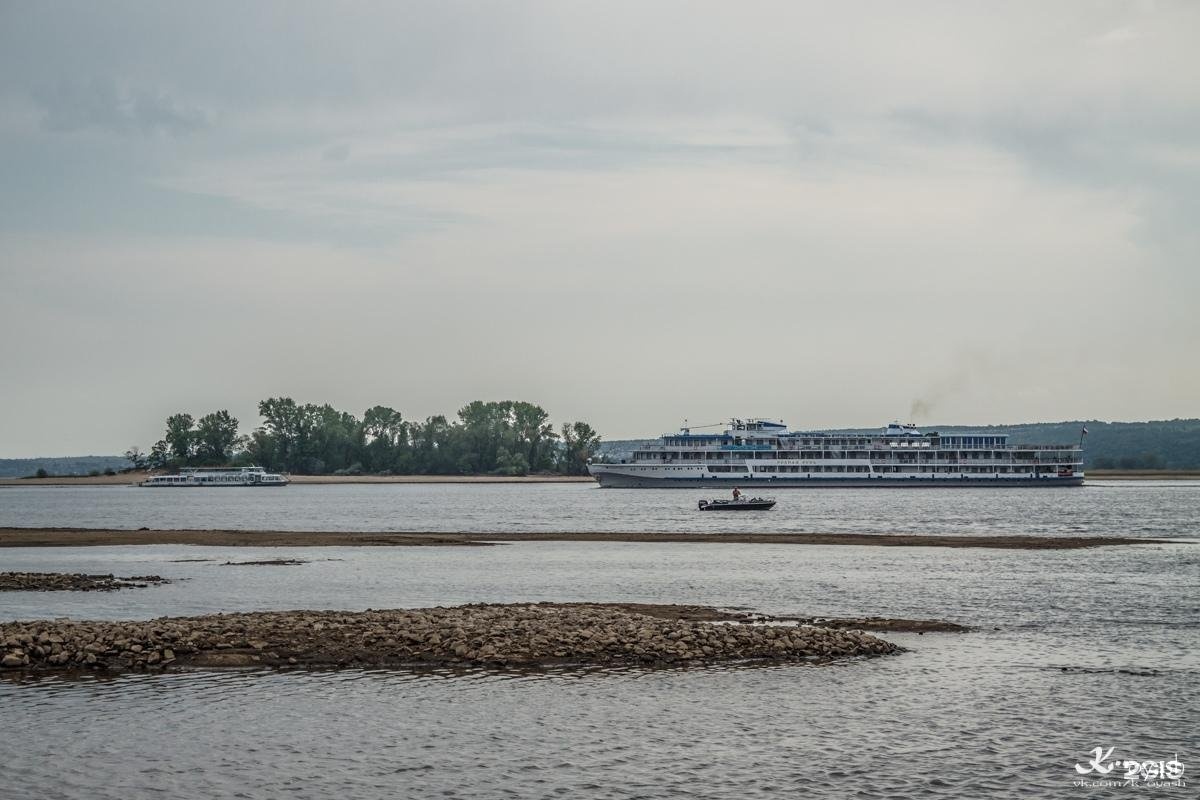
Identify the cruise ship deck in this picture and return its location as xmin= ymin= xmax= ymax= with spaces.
xmin=587 ymin=419 xmax=1084 ymax=488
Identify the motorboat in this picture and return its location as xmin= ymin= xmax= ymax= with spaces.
xmin=697 ymin=497 xmax=776 ymax=511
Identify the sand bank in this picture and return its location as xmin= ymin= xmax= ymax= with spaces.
xmin=0 ymin=527 xmax=1169 ymax=549
xmin=0 ymin=473 xmax=144 ymax=487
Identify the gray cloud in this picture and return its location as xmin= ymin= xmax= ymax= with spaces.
xmin=1 ymin=1 xmax=1198 ymax=454
xmin=322 ymin=143 xmax=351 ymax=162
xmin=35 ymin=77 xmax=206 ymax=137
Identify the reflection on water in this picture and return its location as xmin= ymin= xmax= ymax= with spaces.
xmin=1 ymin=480 xmax=1198 ymax=537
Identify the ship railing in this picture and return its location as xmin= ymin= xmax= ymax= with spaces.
xmin=706 ymin=459 xmax=1078 ymax=467
xmin=642 ymin=444 xmax=1079 ymax=453
xmin=1012 ymin=445 xmax=1084 ymax=451
xmin=868 ymin=458 xmax=1080 ymax=465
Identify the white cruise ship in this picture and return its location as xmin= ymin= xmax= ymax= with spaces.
xmin=588 ymin=419 xmax=1084 ymax=488
xmin=140 ymin=466 xmax=289 ymax=487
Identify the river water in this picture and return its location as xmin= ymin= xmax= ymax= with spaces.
xmin=1 ymin=483 xmax=1197 ymax=797
xmin=1 ymin=480 xmax=1198 ymax=537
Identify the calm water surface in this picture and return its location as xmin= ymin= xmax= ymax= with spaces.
xmin=1 ymin=484 xmax=1197 ymax=797
xmin=1 ymin=480 xmax=1198 ymax=537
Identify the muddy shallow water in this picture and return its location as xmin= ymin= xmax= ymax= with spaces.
xmin=1 ymin=537 xmax=1196 ymax=798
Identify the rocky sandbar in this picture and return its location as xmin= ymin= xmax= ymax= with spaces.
xmin=0 ymin=603 xmax=900 ymax=673
xmin=0 ymin=572 xmax=169 ymax=592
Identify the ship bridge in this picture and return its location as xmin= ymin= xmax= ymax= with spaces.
xmin=730 ymin=418 xmax=789 ymax=434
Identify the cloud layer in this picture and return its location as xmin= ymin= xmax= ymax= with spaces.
xmin=1 ymin=1 xmax=1197 ymax=454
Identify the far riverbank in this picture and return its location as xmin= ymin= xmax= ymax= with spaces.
xmin=1084 ymin=470 xmax=1200 ymax=480
xmin=5 ymin=471 xmax=1200 ymax=487
xmin=0 ymin=472 xmax=596 ymax=487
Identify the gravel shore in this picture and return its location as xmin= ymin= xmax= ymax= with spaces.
xmin=0 ymin=572 xmax=169 ymax=592
xmin=0 ymin=603 xmax=901 ymax=673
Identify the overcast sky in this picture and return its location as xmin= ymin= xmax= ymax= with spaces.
xmin=1 ymin=1 xmax=1198 ymax=455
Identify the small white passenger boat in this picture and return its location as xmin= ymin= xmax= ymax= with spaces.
xmin=140 ymin=466 xmax=289 ymax=487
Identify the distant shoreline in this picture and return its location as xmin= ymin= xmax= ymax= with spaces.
xmin=1084 ymin=470 xmax=1200 ymax=480
xmin=2 ymin=470 xmax=1198 ymax=487
xmin=0 ymin=527 xmax=1177 ymax=550
xmin=0 ymin=472 xmax=597 ymax=487
xmin=288 ymin=474 xmax=596 ymax=484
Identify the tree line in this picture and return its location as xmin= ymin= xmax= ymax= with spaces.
xmin=125 ymin=399 xmax=601 ymax=476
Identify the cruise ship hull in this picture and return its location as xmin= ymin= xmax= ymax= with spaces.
xmin=589 ymin=469 xmax=1084 ymax=488
xmin=140 ymin=482 xmax=288 ymax=487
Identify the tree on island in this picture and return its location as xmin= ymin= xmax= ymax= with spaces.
xmin=164 ymin=413 xmax=195 ymax=464
xmin=559 ymin=421 xmax=602 ymax=475
xmin=143 ymin=410 xmax=244 ymax=469
xmin=193 ymin=410 xmax=242 ymax=463
xmin=139 ymin=398 xmax=602 ymax=476
xmin=361 ymin=405 xmax=406 ymax=473
xmin=123 ymin=446 xmax=148 ymax=471
xmin=148 ymin=439 xmax=171 ymax=470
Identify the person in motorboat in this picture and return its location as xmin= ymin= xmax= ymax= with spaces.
xmin=698 ymin=493 xmax=776 ymax=510
xmin=732 ymin=487 xmax=743 ymax=501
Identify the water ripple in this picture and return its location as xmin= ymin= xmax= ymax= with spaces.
xmin=1 ymin=484 xmax=1197 ymax=797
xmin=1 ymin=481 xmax=1199 ymax=537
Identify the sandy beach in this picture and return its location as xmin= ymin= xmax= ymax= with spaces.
xmin=0 ymin=473 xmax=146 ymax=487
xmin=0 ymin=526 xmax=1170 ymax=549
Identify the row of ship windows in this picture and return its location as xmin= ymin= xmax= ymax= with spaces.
xmin=652 ymin=466 xmax=1065 ymax=474
xmin=663 ymin=437 xmax=1007 ymax=447
xmin=752 ymin=466 xmax=870 ymax=473
xmin=751 ymin=465 xmax=1058 ymax=474
xmin=152 ymin=476 xmax=249 ymax=483
xmin=638 ymin=452 xmax=1069 ymax=460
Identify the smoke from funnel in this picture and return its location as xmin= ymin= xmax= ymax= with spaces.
xmin=909 ymin=347 xmax=997 ymax=423
xmin=910 ymin=398 xmax=935 ymax=421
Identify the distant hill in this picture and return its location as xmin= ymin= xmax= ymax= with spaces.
xmin=0 ymin=456 xmax=130 ymax=478
xmin=598 ymin=419 xmax=1200 ymax=469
